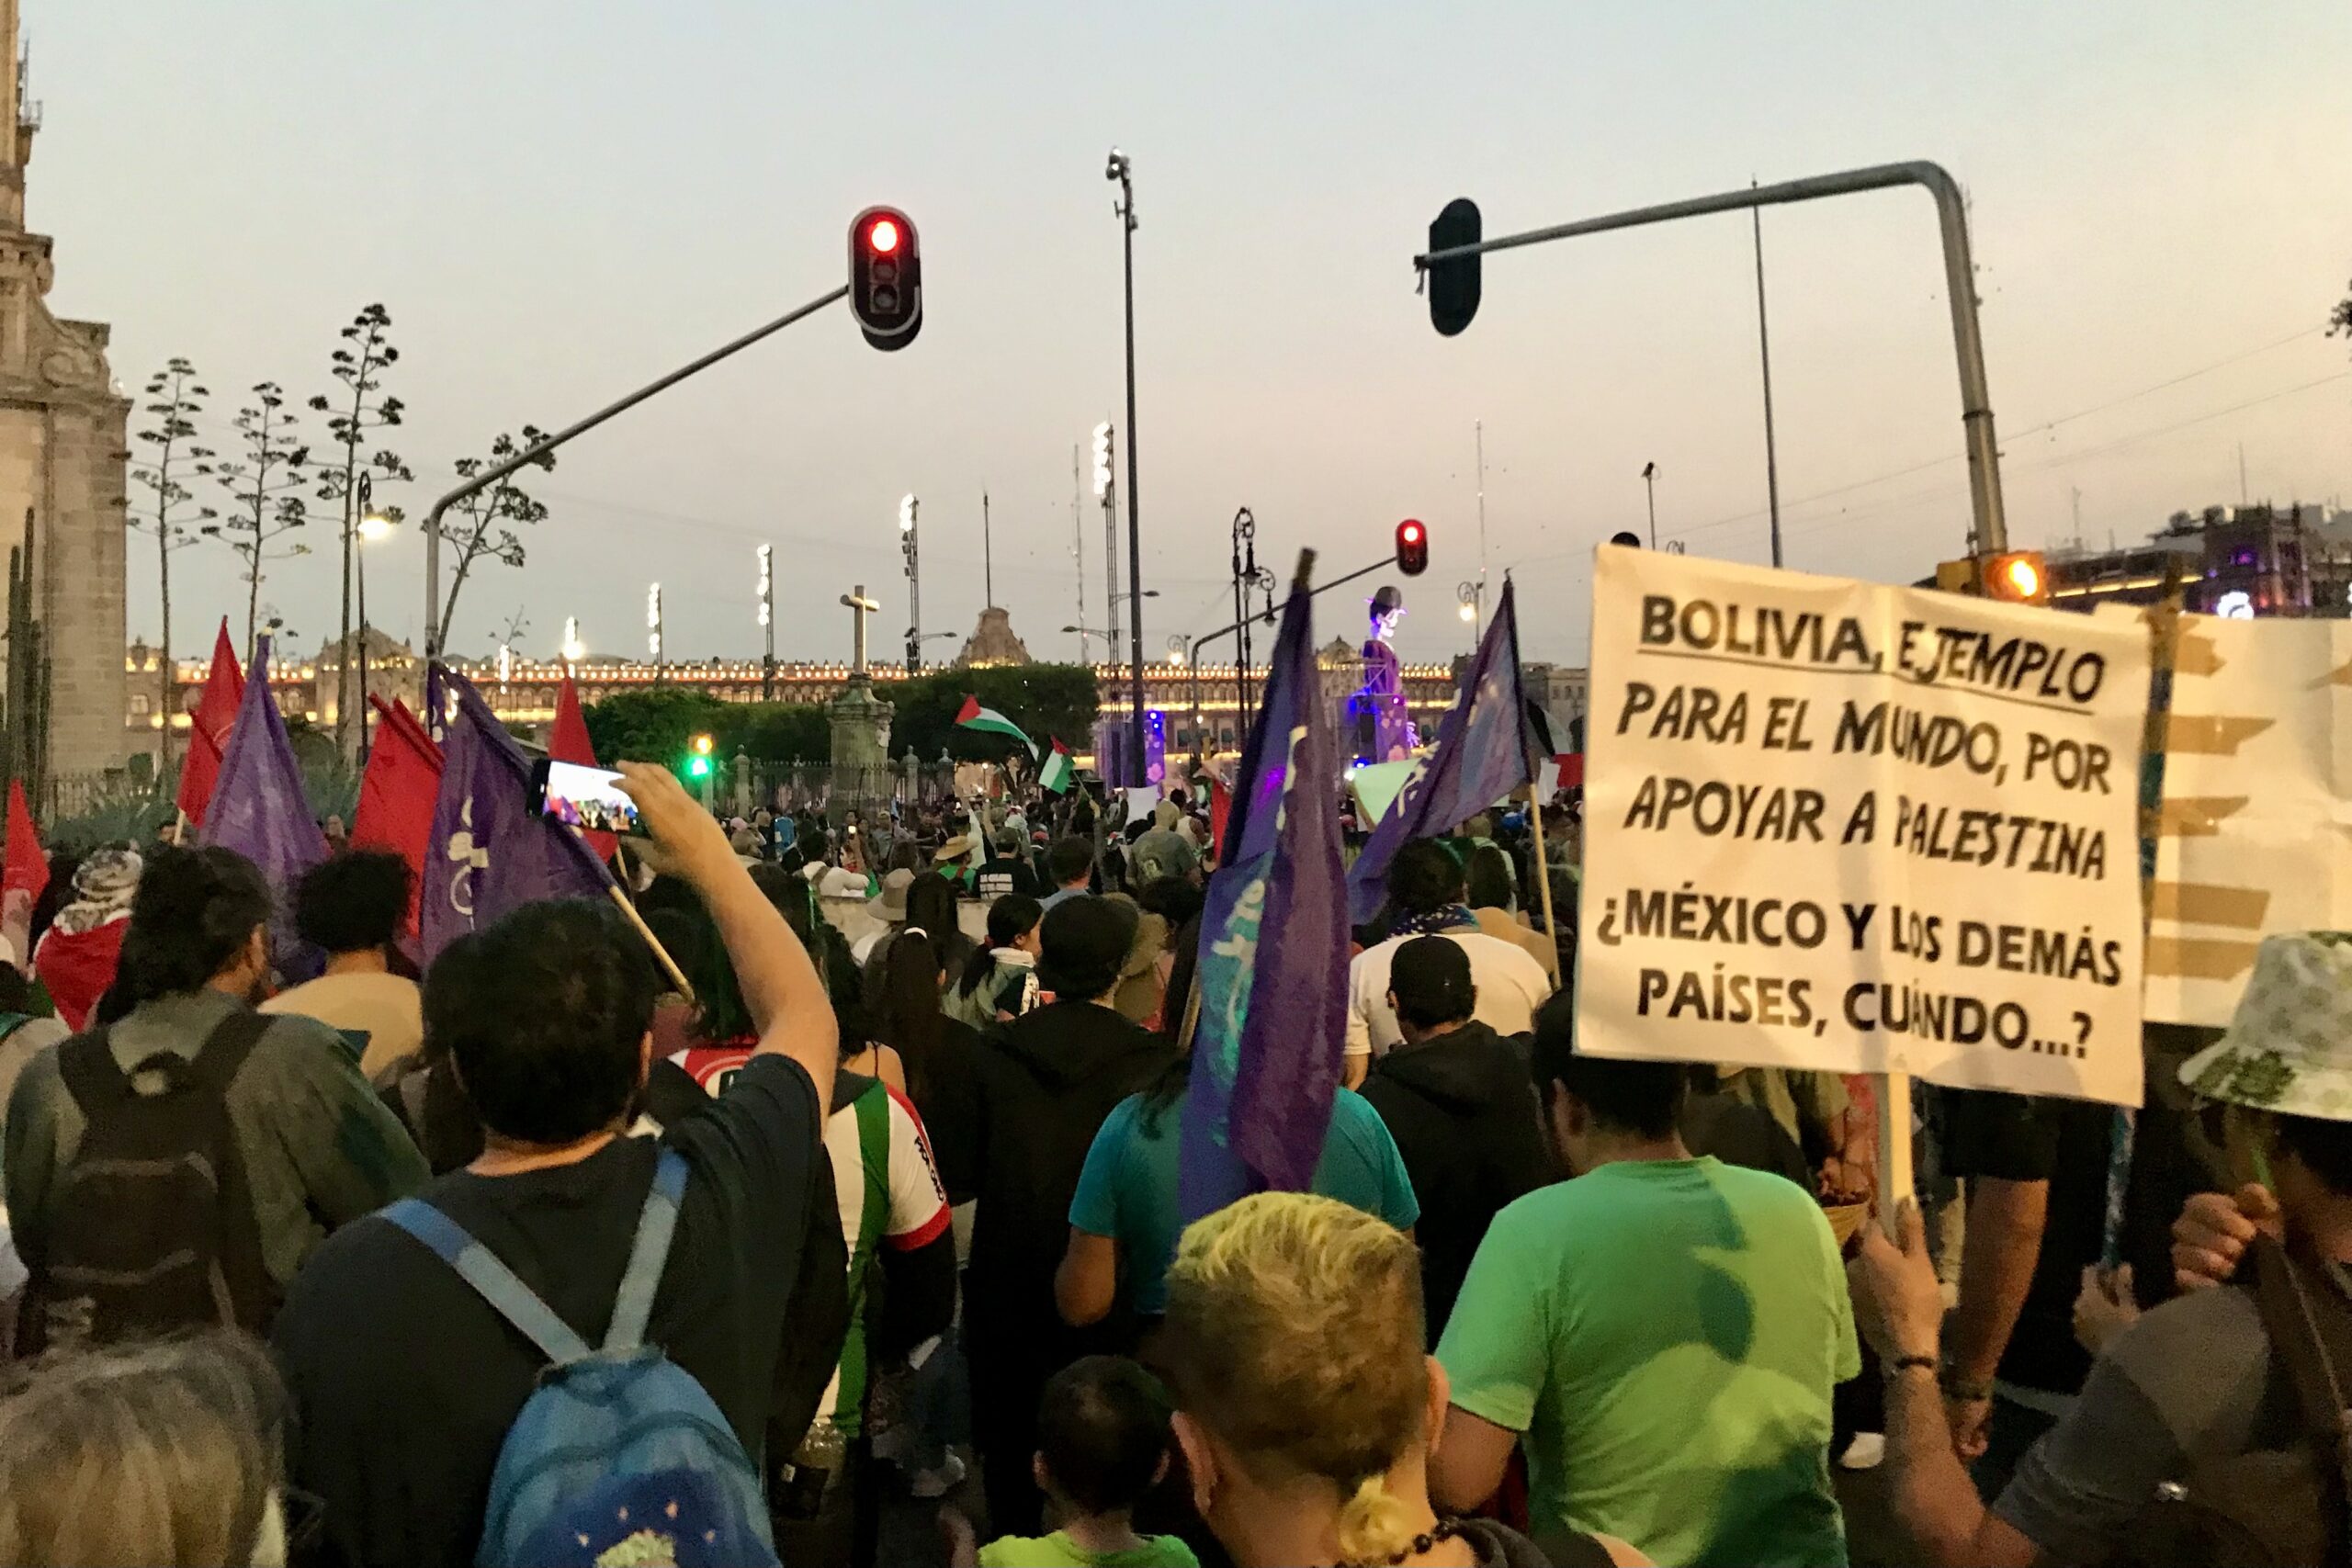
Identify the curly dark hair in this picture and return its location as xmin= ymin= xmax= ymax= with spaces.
xmin=292 ymin=851 xmax=413 ymax=954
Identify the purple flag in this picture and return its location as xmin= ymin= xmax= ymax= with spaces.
xmin=1345 ymin=578 xmax=1537 ymax=923
xmin=198 ymin=636 xmax=330 ymax=973
xmin=422 ymin=670 xmax=614 ymax=961
xmin=1180 ymin=553 xmax=1350 ymax=1221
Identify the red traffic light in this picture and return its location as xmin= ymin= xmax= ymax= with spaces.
xmin=1396 ymin=518 xmax=1430 ymax=576
xmin=850 ymin=206 xmax=922 ymax=352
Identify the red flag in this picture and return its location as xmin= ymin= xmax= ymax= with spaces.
xmin=1208 ymin=773 xmax=1232 ymax=860
xmin=353 ymin=697 xmax=445 ymax=939
xmin=175 ymin=620 xmax=247 ymax=826
xmin=549 ymin=673 xmax=617 ymax=863
xmin=3 ymin=779 xmax=46 ymax=903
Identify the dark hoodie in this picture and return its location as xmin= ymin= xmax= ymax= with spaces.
xmin=1358 ymin=1020 xmax=1553 ymax=1343
xmin=956 ymin=998 xmax=1170 ymax=1536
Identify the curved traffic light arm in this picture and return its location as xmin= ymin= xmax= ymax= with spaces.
xmin=419 ymin=283 xmax=851 ymax=674
xmin=1414 ymin=162 xmax=2008 ymax=557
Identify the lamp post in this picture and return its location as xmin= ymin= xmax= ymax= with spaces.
xmin=1641 ymin=461 xmax=1658 ymax=548
xmin=1168 ymin=635 xmax=1199 ymax=758
xmin=757 ymin=544 xmax=775 ymax=699
xmin=647 ymin=583 xmax=664 ymax=683
xmin=1105 ymin=147 xmax=1146 ymax=776
xmin=354 ymin=472 xmax=394 ymax=760
xmin=899 ymin=494 xmax=921 ymax=673
xmin=1457 ymin=580 xmax=1481 ymax=635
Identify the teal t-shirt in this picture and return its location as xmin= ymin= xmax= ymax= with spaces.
xmin=1069 ymin=1086 xmax=1419 ymax=1314
xmin=1437 ymin=1157 xmax=1859 ymax=1568
xmin=978 ymin=1530 xmax=1199 ymax=1568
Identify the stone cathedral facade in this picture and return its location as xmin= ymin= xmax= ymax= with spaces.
xmin=0 ymin=0 xmax=128 ymax=773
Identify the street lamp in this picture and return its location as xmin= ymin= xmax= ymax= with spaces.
xmin=1457 ymin=580 xmax=1480 ymax=626
xmin=1641 ymin=461 xmax=1658 ymax=548
xmin=899 ymin=494 xmax=921 ymax=674
xmin=647 ymin=582 xmax=664 ymax=682
xmin=354 ymin=472 xmax=395 ymax=759
xmin=757 ymin=544 xmax=775 ymax=699
xmin=1105 ymin=146 xmax=1146 ymax=779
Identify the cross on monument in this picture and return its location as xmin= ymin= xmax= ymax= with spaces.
xmin=841 ymin=585 xmax=881 ymax=677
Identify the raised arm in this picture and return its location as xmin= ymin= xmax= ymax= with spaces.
xmin=618 ymin=761 xmax=836 ymax=1110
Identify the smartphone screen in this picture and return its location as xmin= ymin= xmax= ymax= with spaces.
xmin=533 ymin=759 xmax=646 ymax=837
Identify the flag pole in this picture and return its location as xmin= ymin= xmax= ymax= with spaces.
xmin=1523 ymin=789 xmax=1564 ymax=985
xmin=607 ymin=839 xmax=695 ymax=1007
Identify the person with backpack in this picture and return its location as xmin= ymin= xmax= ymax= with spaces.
xmin=1850 ymin=930 xmax=2352 ymax=1568
xmin=2 ymin=844 xmax=425 ymax=1355
xmin=270 ymin=762 xmax=840 ymax=1568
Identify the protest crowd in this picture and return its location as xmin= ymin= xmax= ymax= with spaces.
xmin=0 ymin=577 xmax=2343 ymax=1568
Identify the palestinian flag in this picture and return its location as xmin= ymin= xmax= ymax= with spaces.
xmin=1038 ymin=738 xmax=1074 ymax=794
xmin=956 ymin=694 xmax=1035 ymax=755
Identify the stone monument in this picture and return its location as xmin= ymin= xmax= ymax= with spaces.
xmin=0 ymin=0 xmax=128 ymax=771
xmin=827 ymin=584 xmax=893 ymax=828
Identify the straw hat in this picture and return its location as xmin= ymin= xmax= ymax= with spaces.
xmin=2180 ymin=931 xmax=2352 ymax=1121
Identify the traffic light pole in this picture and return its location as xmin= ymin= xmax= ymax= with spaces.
xmin=1417 ymin=162 xmax=2008 ymax=556
xmin=420 ymin=283 xmax=851 ymax=686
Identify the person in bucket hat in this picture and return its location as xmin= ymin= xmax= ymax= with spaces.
xmin=1845 ymin=929 xmax=2352 ymax=1567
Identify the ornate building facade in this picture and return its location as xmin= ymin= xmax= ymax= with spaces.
xmin=0 ymin=0 xmax=129 ymax=771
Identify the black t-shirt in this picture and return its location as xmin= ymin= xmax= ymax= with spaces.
xmin=975 ymin=856 xmax=1040 ymax=900
xmin=274 ymin=1054 xmax=822 ymax=1568
xmin=1939 ymin=1086 xmax=2115 ymax=1395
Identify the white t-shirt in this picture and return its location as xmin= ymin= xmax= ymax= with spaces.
xmin=262 ymin=971 xmax=424 ymax=1079
xmin=1346 ymin=929 xmax=1554 ymax=1059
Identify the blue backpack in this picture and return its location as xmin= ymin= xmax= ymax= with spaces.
xmin=382 ymin=1148 xmax=781 ymax=1568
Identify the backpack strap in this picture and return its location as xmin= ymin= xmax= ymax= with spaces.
xmin=53 ymin=1029 xmax=129 ymax=1114
xmin=2253 ymin=1238 xmax=2352 ymax=1511
xmin=185 ymin=1009 xmax=272 ymax=1093
xmin=603 ymin=1147 xmax=690 ymax=1355
xmin=381 ymin=1199 xmax=593 ymax=1366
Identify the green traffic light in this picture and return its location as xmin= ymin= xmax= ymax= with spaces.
xmin=685 ymin=756 xmax=712 ymax=779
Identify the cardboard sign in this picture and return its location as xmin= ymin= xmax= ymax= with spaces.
xmin=1577 ymin=547 xmax=2149 ymax=1106
xmin=2103 ymin=606 xmax=2352 ymax=1028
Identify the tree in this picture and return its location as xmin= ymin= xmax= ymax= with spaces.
xmin=309 ymin=304 xmax=410 ymax=751
xmin=438 ymin=426 xmax=552 ymax=652
xmin=582 ymin=691 xmax=830 ymax=772
xmin=127 ymin=359 xmax=217 ymax=773
xmin=2332 ymin=274 xmax=2350 ymax=348
xmin=205 ymin=384 xmax=311 ymax=660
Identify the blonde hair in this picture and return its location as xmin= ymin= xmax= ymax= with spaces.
xmin=1161 ymin=1192 xmax=1427 ymax=1563
xmin=0 ymin=1333 xmax=288 ymax=1568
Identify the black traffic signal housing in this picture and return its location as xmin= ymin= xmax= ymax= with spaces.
xmin=850 ymin=207 xmax=922 ymax=351
xmin=1426 ymin=197 xmax=1482 ymax=336
xmin=1935 ymin=550 xmax=2051 ymax=604
xmin=1396 ymin=518 xmax=1430 ymax=576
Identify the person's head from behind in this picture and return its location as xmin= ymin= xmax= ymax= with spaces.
xmin=1529 ymin=989 xmax=1685 ymax=1175
xmin=1048 ymin=835 xmax=1094 ymax=890
xmin=905 ymin=873 xmax=959 ymax=950
xmin=1385 ymin=840 xmax=1464 ymax=919
xmin=1032 ymin=1357 xmax=1174 ymax=1526
xmin=2184 ymin=931 xmax=2352 ymax=1225
xmin=1463 ymin=844 xmax=1514 ymax=913
xmin=1038 ymin=896 xmax=1136 ymax=1005
xmin=1137 ymin=874 xmax=1204 ymax=932
xmin=995 ymin=829 xmax=1022 ymax=859
xmin=1463 ymin=811 xmax=1495 ymax=841
xmin=0 ymin=1331 xmax=295 ymax=1567
xmin=866 ymin=929 xmax=944 ymax=1094
xmin=291 ymin=850 xmax=412 ymax=962
xmin=113 ymin=846 xmax=272 ymax=1010
xmin=425 ymin=898 xmax=658 ymax=1150
xmin=1159 ymin=1192 xmax=1443 ymax=1568
xmin=1386 ymin=935 xmax=1476 ymax=1043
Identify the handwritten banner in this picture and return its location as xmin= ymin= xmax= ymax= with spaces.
xmin=2098 ymin=606 xmax=2352 ymax=1028
xmin=1577 ymin=546 xmax=2148 ymax=1106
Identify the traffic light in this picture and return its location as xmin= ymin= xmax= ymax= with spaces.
xmin=850 ymin=206 xmax=922 ymax=351
xmin=1426 ymin=197 xmax=1482 ymax=336
xmin=685 ymin=733 xmax=715 ymax=779
xmin=1395 ymin=518 xmax=1430 ymax=576
xmin=1935 ymin=550 xmax=2051 ymax=604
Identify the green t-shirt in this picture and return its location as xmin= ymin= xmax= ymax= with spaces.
xmin=1069 ymin=1087 xmax=1419 ymax=1314
xmin=977 ymin=1529 xmax=1200 ymax=1568
xmin=1437 ymin=1156 xmax=1860 ymax=1568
